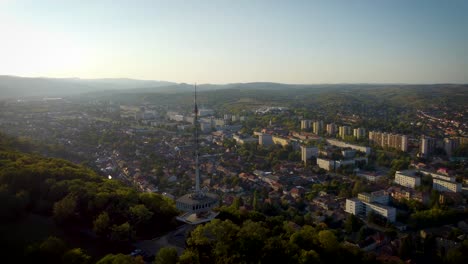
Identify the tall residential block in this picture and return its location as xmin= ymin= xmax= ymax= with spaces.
xmin=353 ymin=128 xmax=366 ymax=139
xmin=301 ymin=146 xmax=318 ymax=165
xmin=339 ymin=126 xmax=352 ymax=139
xmin=368 ymin=131 xmax=408 ymax=152
xmin=420 ymin=136 xmax=436 ymax=158
xmin=300 ymin=120 xmax=312 ymax=130
xmin=326 ymin=123 xmax=337 ymax=135
xmin=312 ymin=120 xmax=324 ymax=134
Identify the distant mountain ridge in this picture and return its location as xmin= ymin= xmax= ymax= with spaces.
xmin=0 ymin=75 xmax=176 ymax=98
xmin=0 ymin=75 xmax=467 ymax=99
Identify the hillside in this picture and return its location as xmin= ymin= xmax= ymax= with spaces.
xmin=0 ymin=133 xmax=178 ymax=263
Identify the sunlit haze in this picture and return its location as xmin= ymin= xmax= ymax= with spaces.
xmin=1 ymin=0 xmax=467 ymax=84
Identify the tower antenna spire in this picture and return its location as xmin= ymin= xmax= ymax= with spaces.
xmin=194 ymin=83 xmax=201 ymax=196
xmin=175 ymin=83 xmax=219 ymax=224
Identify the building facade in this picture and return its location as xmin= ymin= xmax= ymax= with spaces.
xmin=433 ymin=178 xmax=462 ymax=193
xmin=368 ymin=131 xmax=408 ymax=152
xmin=394 ymin=170 xmax=421 ymax=189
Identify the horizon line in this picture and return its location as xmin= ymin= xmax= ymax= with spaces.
xmin=1 ymin=74 xmax=467 ymax=86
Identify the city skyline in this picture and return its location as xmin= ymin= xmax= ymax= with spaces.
xmin=1 ymin=0 xmax=467 ymax=84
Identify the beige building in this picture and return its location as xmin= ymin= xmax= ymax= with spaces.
xmin=339 ymin=126 xmax=352 ymax=139
xmin=301 ymin=120 xmax=312 ymax=130
xmin=369 ymin=131 xmax=408 ymax=152
xmin=326 ymin=123 xmax=337 ymax=135
xmin=312 ymin=120 xmax=324 ymax=134
xmin=353 ymin=128 xmax=366 ymax=139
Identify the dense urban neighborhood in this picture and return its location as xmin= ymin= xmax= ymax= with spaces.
xmin=0 ymin=87 xmax=467 ymax=263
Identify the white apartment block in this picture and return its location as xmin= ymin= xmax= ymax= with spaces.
xmin=345 ymin=198 xmax=363 ymax=215
xmin=357 ymin=190 xmax=390 ymax=205
xmin=364 ymin=203 xmax=396 ymax=223
xmin=420 ymin=170 xmax=455 ymax=182
xmin=345 ymin=197 xmax=396 ymax=223
xmin=433 ymin=179 xmax=462 ymax=193
xmin=395 ymin=170 xmax=421 ymax=189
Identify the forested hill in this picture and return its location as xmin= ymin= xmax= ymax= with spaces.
xmin=0 ymin=133 xmax=179 ymax=263
xmin=77 ymin=83 xmax=468 ymax=112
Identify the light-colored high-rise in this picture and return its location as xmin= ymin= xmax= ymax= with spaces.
xmin=300 ymin=120 xmax=312 ymax=130
xmin=312 ymin=120 xmax=324 ymax=134
xmin=353 ymin=128 xmax=366 ymax=139
xmin=339 ymin=126 xmax=352 ymax=139
xmin=326 ymin=123 xmax=337 ymax=135
xmin=368 ymin=131 xmax=408 ymax=152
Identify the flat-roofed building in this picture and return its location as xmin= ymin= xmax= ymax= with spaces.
xmin=345 ymin=198 xmax=363 ymax=215
xmin=394 ymin=170 xmax=421 ymax=189
xmin=369 ymin=131 xmax=408 ymax=152
xmin=420 ymin=170 xmax=455 ymax=182
xmin=346 ymin=193 xmax=396 ymax=223
xmin=433 ymin=178 xmax=462 ymax=193
xmin=301 ymin=146 xmax=318 ymax=165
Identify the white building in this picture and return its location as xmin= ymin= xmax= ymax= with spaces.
xmin=395 ymin=170 xmax=421 ymax=189
xmin=420 ymin=170 xmax=455 ymax=182
xmin=433 ymin=179 xmax=462 ymax=193
xmin=345 ymin=195 xmax=396 ymax=223
xmin=345 ymin=198 xmax=363 ymax=215
xmin=364 ymin=203 xmax=396 ymax=223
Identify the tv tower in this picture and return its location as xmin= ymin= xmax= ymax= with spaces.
xmin=175 ymin=84 xmax=219 ymax=224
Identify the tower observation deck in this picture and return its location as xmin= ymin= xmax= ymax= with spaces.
xmin=175 ymin=85 xmax=219 ymax=224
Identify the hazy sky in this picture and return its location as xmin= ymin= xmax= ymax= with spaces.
xmin=1 ymin=0 xmax=467 ymax=84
